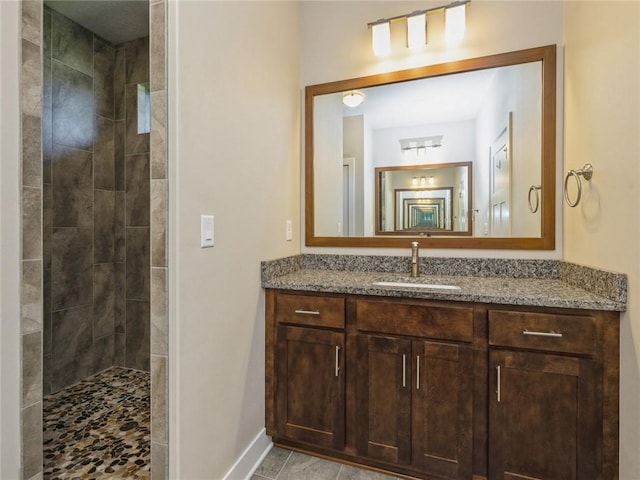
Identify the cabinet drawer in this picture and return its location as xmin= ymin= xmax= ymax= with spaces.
xmin=275 ymin=293 xmax=345 ymax=328
xmin=356 ymin=299 xmax=473 ymax=342
xmin=489 ymin=310 xmax=596 ymax=356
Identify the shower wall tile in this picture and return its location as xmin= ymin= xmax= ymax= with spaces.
xmin=125 ymin=84 xmax=150 ymax=155
xmin=43 ymin=184 xmax=52 ymax=270
xmin=43 ymin=269 xmax=52 ymax=356
xmin=151 ymin=180 xmax=167 ymax=267
xmin=94 ymin=38 xmax=115 ymax=119
xmin=125 ymin=37 xmax=150 ymax=85
xmin=151 ymin=354 xmax=167 ymax=442
xmin=22 ymin=114 xmax=42 ymax=188
xmin=126 ymin=153 xmax=150 ymax=226
xmin=51 ymin=227 xmax=93 ymax=311
xmin=22 ymin=39 xmax=42 ymax=118
xmin=94 ymin=117 xmax=115 ymax=190
xmin=150 ymin=92 xmax=166 ymax=179
xmin=126 ymin=227 xmax=150 ymax=300
xmin=51 ymin=305 xmax=93 ymax=391
xmin=151 ymin=441 xmax=168 ymax=480
xmin=115 ymin=120 xmax=125 ymax=190
xmin=93 ymin=334 xmax=115 ymax=374
xmin=52 ymin=61 xmax=94 ymax=150
xmin=22 ymin=401 xmax=43 ymax=480
xmin=21 ymin=0 xmax=41 ymax=46
xmin=22 ymin=331 xmax=42 ymax=407
xmin=151 ymin=268 xmax=167 ymax=355
xmin=114 ymin=262 xmax=126 ymax=334
xmin=126 ymin=300 xmax=151 ymax=371
xmin=43 ymin=56 xmax=52 ymax=185
xmin=114 ymin=333 xmax=125 ymax=367
xmin=93 ymin=263 xmax=116 ymax=339
xmin=44 ymin=9 xmax=52 ymax=57
xmin=43 ymin=354 xmax=52 ymax=396
xmin=114 ymin=47 xmax=125 ymax=121
xmin=150 ymin=2 xmax=166 ymax=92
xmin=22 ymin=260 xmax=42 ymax=335
xmin=94 ymin=190 xmax=115 ymax=263
xmin=51 ymin=12 xmax=93 ymax=77
xmin=22 ymin=187 xmax=42 ymax=260
xmin=52 ymin=145 xmax=92 ymax=228
xmin=114 ymin=191 xmax=126 ymax=262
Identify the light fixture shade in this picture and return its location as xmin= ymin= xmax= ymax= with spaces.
xmin=407 ymin=13 xmax=426 ymax=49
xmin=342 ymin=91 xmax=365 ymax=108
xmin=445 ymin=4 xmax=466 ymax=44
xmin=372 ymin=22 xmax=391 ymax=56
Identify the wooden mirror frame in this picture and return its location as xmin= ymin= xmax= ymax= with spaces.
xmin=305 ymin=45 xmax=556 ymax=249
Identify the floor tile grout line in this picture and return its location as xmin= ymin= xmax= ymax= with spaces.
xmin=272 ymin=449 xmax=293 ymax=480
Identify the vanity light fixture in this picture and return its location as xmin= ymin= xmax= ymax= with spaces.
xmin=342 ymin=90 xmax=366 ymax=108
xmin=371 ymin=21 xmax=391 ymax=56
xmin=407 ymin=12 xmax=426 ymax=49
xmin=368 ymin=0 xmax=469 ymax=55
xmin=445 ymin=4 xmax=466 ymax=43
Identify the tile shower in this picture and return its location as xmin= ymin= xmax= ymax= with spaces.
xmin=43 ymin=7 xmax=150 ymax=394
xmin=41 ymin=6 xmax=151 ymax=478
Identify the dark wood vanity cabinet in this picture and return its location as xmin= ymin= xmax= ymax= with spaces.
xmin=265 ymin=289 xmax=620 ymax=480
xmin=270 ymin=292 xmax=346 ymax=450
xmin=355 ymin=299 xmax=474 ymax=479
xmin=487 ymin=310 xmax=619 ymax=480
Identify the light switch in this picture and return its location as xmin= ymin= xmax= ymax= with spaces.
xmin=201 ymin=215 xmax=214 ymax=247
xmin=286 ymin=220 xmax=293 ymax=241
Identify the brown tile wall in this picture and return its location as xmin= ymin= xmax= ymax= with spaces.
xmin=43 ymin=8 xmax=150 ymax=394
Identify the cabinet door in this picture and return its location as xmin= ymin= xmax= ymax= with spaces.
xmin=489 ymin=350 xmax=598 ymax=480
xmin=276 ymin=325 xmax=345 ymax=449
xmin=412 ymin=340 xmax=473 ymax=479
xmin=356 ymin=334 xmax=412 ymax=465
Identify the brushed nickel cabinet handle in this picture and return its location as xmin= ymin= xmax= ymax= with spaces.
xmin=294 ymin=309 xmax=320 ymax=315
xmin=402 ymin=354 xmax=406 ymax=388
xmin=416 ymin=356 xmax=420 ymax=390
xmin=496 ymin=365 xmax=501 ymax=403
xmin=523 ymin=329 xmax=563 ymax=338
xmin=335 ymin=346 xmax=340 ymax=377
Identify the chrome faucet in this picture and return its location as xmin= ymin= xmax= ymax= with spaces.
xmin=410 ymin=241 xmax=419 ymax=277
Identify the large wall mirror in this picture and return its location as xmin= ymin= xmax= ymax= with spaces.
xmin=305 ymin=45 xmax=556 ymax=249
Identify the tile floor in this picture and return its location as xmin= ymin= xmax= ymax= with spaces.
xmin=252 ymin=447 xmax=401 ymax=480
xmin=43 ymin=367 xmax=150 ymax=479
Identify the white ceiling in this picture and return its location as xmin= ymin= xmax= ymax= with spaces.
xmin=45 ymin=0 xmax=149 ymax=45
xmin=343 ymin=68 xmax=498 ymax=130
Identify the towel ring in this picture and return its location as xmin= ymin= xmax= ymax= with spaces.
xmin=528 ymin=185 xmax=541 ymax=213
xmin=564 ymin=163 xmax=593 ymax=208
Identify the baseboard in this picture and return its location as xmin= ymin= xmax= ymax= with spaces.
xmin=222 ymin=428 xmax=272 ymax=480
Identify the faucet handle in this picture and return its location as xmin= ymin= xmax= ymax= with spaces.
xmin=411 ymin=241 xmax=419 ymax=248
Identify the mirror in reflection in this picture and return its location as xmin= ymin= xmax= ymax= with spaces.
xmin=376 ymin=162 xmax=471 ymax=236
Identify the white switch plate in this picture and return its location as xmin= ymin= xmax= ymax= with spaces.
xmin=201 ymin=215 xmax=214 ymax=247
xmin=286 ymin=220 xmax=293 ymax=241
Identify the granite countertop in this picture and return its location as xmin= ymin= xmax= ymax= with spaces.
xmin=261 ymin=255 xmax=628 ymax=312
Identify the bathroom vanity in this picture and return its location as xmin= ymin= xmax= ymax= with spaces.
xmin=262 ymin=257 xmax=624 ymax=480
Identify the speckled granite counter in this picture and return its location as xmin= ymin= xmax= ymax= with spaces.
xmin=261 ymin=255 xmax=627 ymax=312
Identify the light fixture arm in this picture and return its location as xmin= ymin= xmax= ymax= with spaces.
xmin=367 ymin=0 xmax=470 ymax=28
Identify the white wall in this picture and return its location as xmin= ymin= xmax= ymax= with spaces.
xmin=301 ymin=1 xmax=564 ymax=257
xmin=563 ymin=2 xmax=640 ymax=478
xmin=314 ymin=93 xmax=344 ymax=236
xmin=168 ymin=2 xmax=300 ymax=478
xmin=0 ymin=1 xmax=22 ymax=477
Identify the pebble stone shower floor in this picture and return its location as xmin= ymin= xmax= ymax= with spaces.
xmin=43 ymin=367 xmax=150 ymax=479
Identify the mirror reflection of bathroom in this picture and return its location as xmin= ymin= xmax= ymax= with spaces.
xmin=41 ymin=1 xmax=151 ymax=477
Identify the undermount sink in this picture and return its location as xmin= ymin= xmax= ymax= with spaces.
xmin=372 ymin=281 xmax=461 ymax=291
